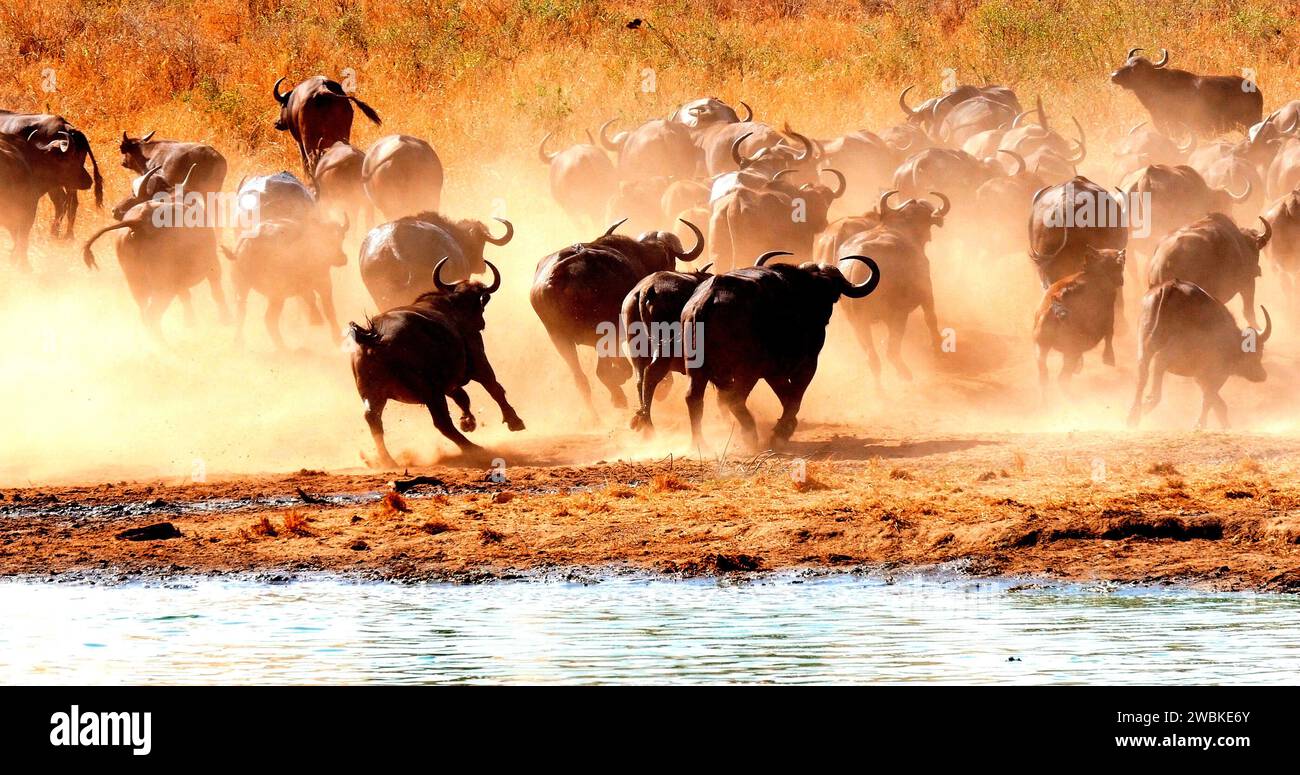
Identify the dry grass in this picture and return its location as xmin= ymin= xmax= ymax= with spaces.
xmin=282 ymin=511 xmax=315 ymax=537
xmin=1 ymin=1 xmax=1294 ymax=186
xmin=251 ymin=515 xmax=277 ymax=537
xmin=377 ymin=490 xmax=411 ymax=517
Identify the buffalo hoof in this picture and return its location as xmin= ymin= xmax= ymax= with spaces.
xmin=629 ymin=412 xmax=653 ymax=434
xmin=459 ymin=414 xmax=477 ymax=432
xmin=506 ymin=416 xmax=526 ymax=432
xmin=1102 ymin=350 xmax=1116 ymax=367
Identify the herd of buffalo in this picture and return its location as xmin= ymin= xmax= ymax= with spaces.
xmin=2 ymin=47 xmax=1300 ymax=462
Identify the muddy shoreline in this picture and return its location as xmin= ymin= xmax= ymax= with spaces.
xmin=3 ymin=430 xmax=1299 ymax=592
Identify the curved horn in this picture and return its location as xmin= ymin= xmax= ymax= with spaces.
xmin=738 ymin=101 xmax=753 ymax=122
xmin=894 ymin=135 xmax=914 ymax=152
xmin=1255 ymin=215 xmax=1272 ymax=247
xmin=598 ymin=119 xmax=626 ymax=151
xmin=786 ymin=128 xmax=814 ymax=162
xmin=433 ymin=257 xmax=458 ymax=292
xmin=1227 ymin=178 xmax=1253 ymax=203
xmin=603 ymin=217 xmax=628 ymax=237
xmin=273 ymin=76 xmax=290 ymax=105
xmin=879 ymin=189 xmax=901 ymax=213
xmin=898 ymin=85 xmax=918 ymax=117
xmin=839 ymin=255 xmax=882 ymax=298
xmin=820 ymin=167 xmax=847 ymax=198
xmin=538 ymin=132 xmax=557 ymax=164
xmin=1257 ymin=305 xmax=1272 ymax=345
xmin=673 ymin=219 xmax=705 ymax=261
xmin=1067 ymin=116 xmax=1086 ymax=163
xmin=482 ymin=260 xmax=502 ymax=294
xmin=1284 ymin=114 xmax=1299 ymax=134
xmin=1126 ymin=47 xmax=1143 ymax=60
xmin=699 ymin=262 xmax=714 ymax=274
xmin=177 ymin=163 xmax=197 ymax=191
xmin=927 ymin=191 xmax=951 ymax=217
xmin=997 ymin=149 xmax=1026 ymax=176
xmin=585 ymin=128 xmax=596 ymax=146
xmin=484 ymin=217 xmax=514 ymax=246
xmin=140 ymin=130 xmax=156 ymax=143
xmin=1174 ymin=127 xmax=1197 ymax=153
xmin=1153 ymin=48 xmax=1169 ymax=67
xmin=755 ymin=250 xmax=793 ymax=267
xmin=771 ymin=168 xmax=799 ymax=184
xmin=731 ymin=132 xmax=754 ymax=168
xmin=1128 ymin=121 xmax=1147 ymax=136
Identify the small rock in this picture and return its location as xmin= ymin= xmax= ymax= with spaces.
xmin=350 ymin=539 xmax=370 ymax=551
xmin=492 ymin=491 xmax=514 ymax=504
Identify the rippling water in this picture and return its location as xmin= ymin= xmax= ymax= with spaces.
xmin=2 ymin=575 xmax=1297 ymax=684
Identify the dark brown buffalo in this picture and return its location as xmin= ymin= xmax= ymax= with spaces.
xmin=892 ymin=147 xmax=998 ymax=200
xmin=530 ymin=220 xmax=704 ymax=412
xmin=349 ymin=259 xmax=523 ymax=466
xmin=361 ymin=134 xmax=444 ymax=221
xmin=600 ymin=118 xmax=701 ymax=180
xmin=81 ymin=184 xmax=228 ymax=333
xmin=0 ymin=111 xmax=103 ymax=238
xmin=312 ymin=141 xmax=370 ymax=232
xmin=358 ymin=211 xmax=513 ymax=311
xmin=1033 ymin=247 xmax=1127 ymax=394
xmin=539 ymin=131 xmax=617 ymax=229
xmin=118 ymin=131 xmax=226 ymax=193
xmin=224 ymin=215 xmax=348 ymax=349
xmin=0 ymin=138 xmax=40 ymax=268
xmin=835 ymin=191 xmax=947 ymax=385
xmin=707 ymin=168 xmax=845 ymax=272
xmin=272 ymin=75 xmax=381 ymax=175
xmin=1110 ymin=48 xmax=1262 ymax=135
xmin=1028 ymin=176 xmax=1130 ymax=288
xmin=680 ymin=255 xmax=880 ymax=451
xmin=619 ymin=259 xmax=723 ymax=432
xmin=1127 ymin=280 xmax=1271 ymax=429
xmin=818 ymin=130 xmax=906 ymax=215
xmin=1123 ymin=164 xmax=1252 ymax=252
xmin=1261 ymin=189 xmax=1300 ymax=307
xmin=110 ymin=163 xmax=194 ymax=221
xmin=1146 ymin=212 xmax=1271 ymax=328
xmin=694 ymin=121 xmax=789 ymax=177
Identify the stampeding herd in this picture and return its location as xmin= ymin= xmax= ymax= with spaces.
xmin=2 ymin=47 xmax=1299 ymax=463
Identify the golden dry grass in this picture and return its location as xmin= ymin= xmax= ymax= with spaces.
xmin=2 ymin=0 xmax=1296 ymax=179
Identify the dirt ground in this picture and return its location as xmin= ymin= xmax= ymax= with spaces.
xmin=4 ymin=423 xmax=1298 ymax=591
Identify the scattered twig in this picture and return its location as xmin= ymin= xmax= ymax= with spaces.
xmin=391 ymin=475 xmax=447 ymax=494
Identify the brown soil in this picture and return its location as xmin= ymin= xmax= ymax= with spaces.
xmin=3 ymin=425 xmax=1299 ymax=592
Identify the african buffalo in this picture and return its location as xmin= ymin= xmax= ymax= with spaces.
xmin=1265 ymin=137 xmax=1300 ymax=200
xmin=0 ymin=138 xmax=39 ymax=268
xmin=1127 ymin=280 xmax=1271 ymax=429
xmin=539 ymin=131 xmax=617 ymax=229
xmin=81 ymin=177 xmax=228 ymax=333
xmin=600 ymin=118 xmax=701 ymax=180
xmin=680 ymin=254 xmax=881 ymax=451
xmin=349 ymin=259 xmax=523 ymax=466
xmin=973 ymin=150 xmax=1046 ymax=255
xmin=0 ymin=111 xmax=103 ymax=238
xmin=834 ymin=191 xmax=948 ymax=385
xmin=1111 ymin=48 xmax=1262 ymax=135
xmin=225 ymin=214 xmax=349 ymax=349
xmin=1110 ymin=122 xmax=1195 ymax=183
xmin=1261 ymin=189 xmax=1300 ymax=307
xmin=707 ymin=168 xmax=845 ymax=272
xmin=1033 ymin=246 xmax=1127 ymax=395
xmin=119 ymin=131 xmax=226 ymax=193
xmin=312 ymin=141 xmax=370 ymax=232
xmin=1146 ymin=212 xmax=1271 ymax=328
xmin=361 ymin=134 xmax=444 ymax=221
xmin=1122 ymin=164 xmax=1252 ymax=252
xmin=897 ymin=84 xmax=1022 ymax=140
xmin=1028 ymin=176 xmax=1130 ymax=288
xmin=272 ymin=75 xmax=381 ymax=174
xmin=619 ymin=259 xmax=721 ymax=432
xmin=531 ymin=220 xmax=703 ymax=412
xmin=358 ymin=212 xmax=513 ymax=311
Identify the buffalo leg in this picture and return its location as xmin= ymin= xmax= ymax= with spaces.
xmin=1036 ymin=343 xmax=1051 ymax=404
xmin=264 ymin=297 xmax=287 ymax=350
xmin=595 ymin=354 xmax=629 ymax=408
xmin=849 ymin=316 xmax=883 ymax=391
xmin=47 ymin=189 xmax=66 ymax=238
xmin=921 ymin=291 xmax=942 ymax=357
xmin=232 ymin=280 xmax=251 ymax=344
xmin=884 ymin=311 xmax=912 ymax=381
xmin=471 ymin=371 xmax=525 ymax=432
xmin=1142 ymin=352 xmax=1169 ymax=412
xmin=363 ymin=397 xmax=398 ymax=468
xmin=449 ymin=387 xmax=476 ymax=432
xmin=316 ymin=281 xmax=341 ymax=340
xmin=686 ymin=372 xmax=709 ymax=450
xmin=1239 ymin=282 xmax=1259 ymax=330
xmin=178 ymin=288 xmax=197 ymax=327
xmin=632 ymin=357 xmax=672 ymax=432
xmin=302 ymin=293 xmax=324 ymax=326
xmin=427 ymin=396 xmax=484 ymax=454
xmin=1058 ymin=351 xmax=1082 ymax=392
xmin=1127 ymin=351 xmax=1152 ymax=428
xmin=547 ymin=330 xmax=596 ymax=415
xmin=770 ymin=365 xmax=816 ymax=445
xmin=718 ymin=377 xmax=760 ymax=452
xmin=1196 ymin=376 xmax=1230 ymax=429
xmin=62 ymin=190 xmax=79 ymax=238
